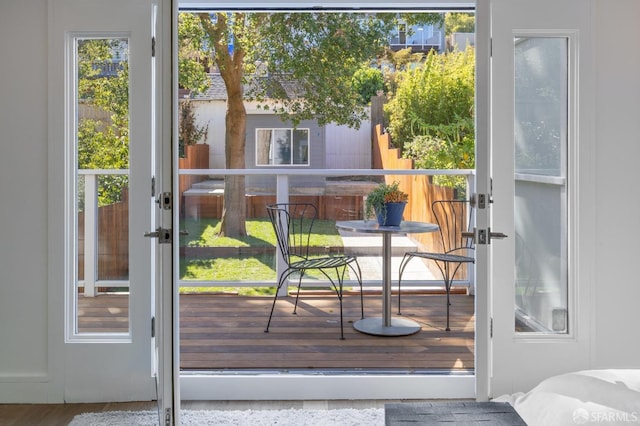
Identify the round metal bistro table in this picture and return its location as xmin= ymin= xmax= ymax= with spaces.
xmin=335 ymin=220 xmax=439 ymax=337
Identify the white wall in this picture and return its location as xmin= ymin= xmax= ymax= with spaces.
xmin=0 ymin=0 xmax=59 ymax=403
xmin=0 ymin=0 xmax=638 ymax=404
xmin=593 ymin=0 xmax=640 ymax=367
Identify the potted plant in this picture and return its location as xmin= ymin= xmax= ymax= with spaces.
xmin=178 ymin=100 xmax=209 ymax=159
xmin=364 ymin=180 xmax=409 ymax=226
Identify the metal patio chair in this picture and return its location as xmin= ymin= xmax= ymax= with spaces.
xmin=265 ymin=203 xmax=364 ymax=339
xmin=397 ymin=199 xmax=475 ymax=331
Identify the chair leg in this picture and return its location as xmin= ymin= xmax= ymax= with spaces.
xmin=445 ymin=277 xmax=451 ymax=332
xmin=335 ymin=269 xmax=345 ymax=340
xmin=397 ymin=254 xmax=413 ymax=315
xmin=293 ymin=272 xmax=304 ymax=314
xmin=349 ymin=262 xmax=365 ymax=319
xmin=338 ymin=290 xmax=345 ymax=340
xmin=265 ymin=276 xmax=286 ymax=333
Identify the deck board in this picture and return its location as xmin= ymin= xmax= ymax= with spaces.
xmin=79 ymin=292 xmax=474 ymax=372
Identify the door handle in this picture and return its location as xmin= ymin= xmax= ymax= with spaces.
xmin=144 ymin=227 xmax=172 ymax=243
xmin=490 ymin=231 xmax=508 ymax=240
xmin=461 ymin=228 xmax=508 ymax=244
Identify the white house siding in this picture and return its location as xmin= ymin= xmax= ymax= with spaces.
xmin=189 ymin=99 xmax=226 ymax=169
xmin=325 ymin=120 xmax=372 ymax=169
xmin=191 ymin=99 xmax=372 ymax=171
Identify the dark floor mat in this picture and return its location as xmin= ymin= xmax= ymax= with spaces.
xmin=385 ymin=401 xmax=527 ymax=425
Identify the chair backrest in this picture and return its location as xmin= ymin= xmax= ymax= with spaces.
xmin=431 ymin=200 xmax=474 ymax=256
xmin=266 ymin=203 xmax=318 ymax=263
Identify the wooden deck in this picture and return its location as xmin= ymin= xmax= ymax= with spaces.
xmin=79 ymin=291 xmax=475 ymax=372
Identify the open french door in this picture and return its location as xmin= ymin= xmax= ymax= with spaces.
xmin=154 ymin=0 xmax=179 ymax=423
xmin=49 ymin=0 xmax=177 ymax=414
xmin=484 ymin=0 xmax=595 ymax=397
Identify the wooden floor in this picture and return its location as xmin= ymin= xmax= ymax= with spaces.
xmin=79 ymin=291 xmax=475 ymax=372
xmin=0 ymin=401 xmax=157 ymax=426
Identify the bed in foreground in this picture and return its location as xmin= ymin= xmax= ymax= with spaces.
xmin=493 ymin=369 xmax=640 ymax=425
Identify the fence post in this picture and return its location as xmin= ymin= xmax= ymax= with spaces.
xmin=84 ymin=173 xmax=97 ymax=297
xmin=467 ymin=174 xmax=476 ymax=296
xmin=276 ymin=175 xmax=289 ymax=296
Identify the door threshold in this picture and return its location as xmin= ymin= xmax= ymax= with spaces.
xmin=180 ymin=371 xmax=476 ymax=400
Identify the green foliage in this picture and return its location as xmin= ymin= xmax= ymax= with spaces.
xmin=178 ymin=13 xmax=211 ymax=94
xmin=234 ymin=12 xmax=398 ymax=128
xmin=444 ymin=12 xmax=475 ymax=36
xmin=403 ymin=117 xmax=474 ymax=190
xmin=178 ymin=100 xmax=209 ymax=157
xmin=385 ymin=47 xmax=475 ymax=150
xmin=77 ymin=38 xmax=130 ymax=207
xmin=352 ymin=65 xmax=385 ymax=105
xmin=384 ymin=47 xmax=475 ymax=193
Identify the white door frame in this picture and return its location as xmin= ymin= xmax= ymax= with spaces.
xmin=174 ymin=0 xmax=482 ymax=401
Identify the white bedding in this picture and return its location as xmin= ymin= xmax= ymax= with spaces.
xmin=493 ymin=369 xmax=640 ymax=425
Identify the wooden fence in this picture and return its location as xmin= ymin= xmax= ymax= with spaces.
xmin=78 ymin=196 xmax=129 ymax=282
xmin=372 ymin=124 xmax=457 ymax=255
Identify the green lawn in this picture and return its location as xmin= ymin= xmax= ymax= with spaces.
xmin=179 ymin=218 xmax=350 ymax=293
xmin=180 ymin=217 xmax=343 ymax=248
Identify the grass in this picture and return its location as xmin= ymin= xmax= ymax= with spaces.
xmin=179 ymin=218 xmax=351 ymax=292
xmin=181 ymin=217 xmax=344 ymax=248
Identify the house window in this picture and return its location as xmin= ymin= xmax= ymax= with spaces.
xmin=256 ymin=128 xmax=309 ymax=166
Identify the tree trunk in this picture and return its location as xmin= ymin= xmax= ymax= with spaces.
xmin=219 ymin=85 xmax=247 ymax=237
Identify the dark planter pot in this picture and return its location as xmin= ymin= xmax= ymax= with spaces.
xmin=376 ymin=202 xmax=407 ymax=226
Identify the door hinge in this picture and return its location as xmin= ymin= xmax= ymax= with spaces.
xmin=152 ymin=37 xmax=156 ymax=58
xmin=151 ymin=177 xmax=156 ymax=197
xmin=151 ymin=316 xmax=155 ymax=338
xmin=165 ymin=407 xmax=172 ymax=425
xmin=144 ymin=228 xmax=172 ymax=243
xmin=490 ymin=317 xmax=493 ymax=338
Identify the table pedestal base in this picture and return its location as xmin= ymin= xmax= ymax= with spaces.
xmin=353 ymin=317 xmax=421 ymax=336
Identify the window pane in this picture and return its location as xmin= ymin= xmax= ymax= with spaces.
xmin=75 ymin=37 xmax=130 ymax=334
xmin=292 ymin=129 xmax=309 ymax=164
xmin=273 ymin=129 xmax=291 ymax=164
xmin=514 ymin=37 xmax=568 ymax=334
xmin=514 ymin=37 xmax=567 ymax=176
xmin=256 ymin=129 xmax=272 ymax=165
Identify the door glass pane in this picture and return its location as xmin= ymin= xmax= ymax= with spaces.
xmin=75 ymin=37 xmax=130 ymax=334
xmin=514 ymin=37 xmax=568 ymax=333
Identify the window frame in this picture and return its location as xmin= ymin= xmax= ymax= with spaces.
xmin=255 ymin=127 xmax=310 ymax=167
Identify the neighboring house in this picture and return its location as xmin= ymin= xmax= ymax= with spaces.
xmin=188 ymin=73 xmax=372 ymax=191
xmin=389 ymin=21 xmax=446 ymax=53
